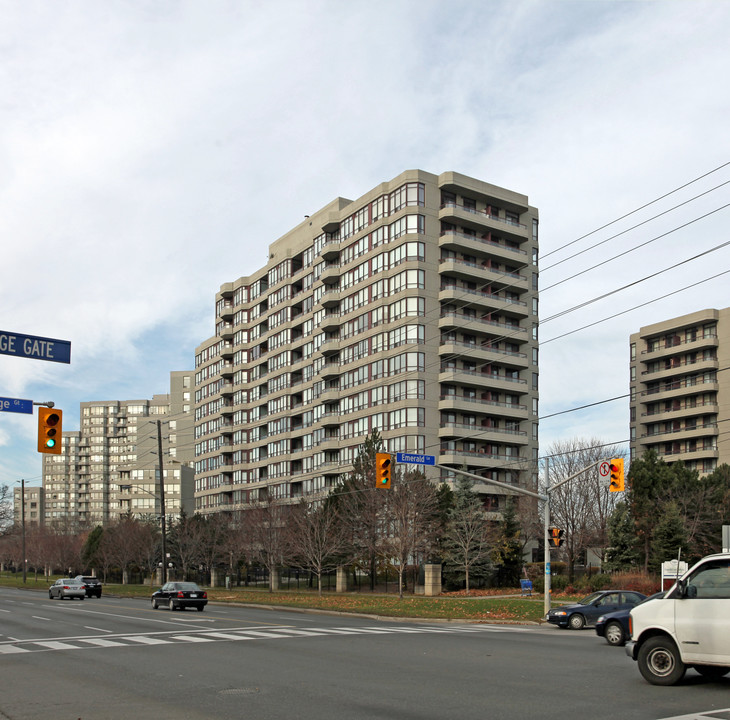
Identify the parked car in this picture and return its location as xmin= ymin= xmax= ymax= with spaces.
xmin=595 ymin=592 xmax=665 ymax=646
xmin=75 ymin=575 xmax=102 ymax=598
xmin=546 ymin=589 xmax=647 ymax=630
xmin=151 ymin=582 xmax=208 ymax=612
xmin=627 ymin=553 xmax=730 ymax=685
xmin=49 ymin=578 xmax=86 ymax=600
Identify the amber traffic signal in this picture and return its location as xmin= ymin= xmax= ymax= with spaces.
xmin=609 ymin=458 xmax=625 ymax=492
xmin=548 ymin=527 xmax=564 ymax=547
xmin=37 ymin=407 xmax=62 ymax=454
xmin=375 ymin=453 xmax=392 ymax=489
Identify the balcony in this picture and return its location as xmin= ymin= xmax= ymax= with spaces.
xmin=439 ymin=230 xmax=527 ymax=261
xmin=439 ymin=340 xmax=529 ymax=368
xmin=438 ymin=203 xmax=528 ymax=241
xmin=439 ymin=422 xmax=528 ymax=445
xmin=439 ymin=392 xmax=528 ymax=415
xmin=438 ymin=286 xmax=528 ymax=317
xmin=439 ymin=258 xmax=528 ymax=290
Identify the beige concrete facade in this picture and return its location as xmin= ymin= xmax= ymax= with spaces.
xmin=629 ymin=308 xmax=730 ymax=473
xmin=13 ymin=485 xmax=44 ymax=527
xmin=194 ymin=170 xmax=539 ymax=514
xmin=41 ymin=371 xmax=195 ymax=526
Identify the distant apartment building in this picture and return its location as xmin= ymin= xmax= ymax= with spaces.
xmin=194 ymin=170 xmax=540 ymax=516
xmin=13 ymin=485 xmax=44 ymax=527
xmin=41 ymin=371 xmax=195 ymax=526
xmin=629 ymin=308 xmax=730 ymax=473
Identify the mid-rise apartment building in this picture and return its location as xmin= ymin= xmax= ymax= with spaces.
xmin=194 ymin=170 xmax=539 ymax=515
xmin=13 ymin=485 xmax=44 ymax=527
xmin=41 ymin=371 xmax=195 ymax=526
xmin=630 ymin=308 xmax=730 ymax=473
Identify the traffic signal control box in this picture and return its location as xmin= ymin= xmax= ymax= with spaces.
xmin=38 ymin=407 xmax=62 ymax=454
xmin=609 ymin=458 xmax=625 ymax=492
xmin=375 ymin=453 xmax=392 ymax=489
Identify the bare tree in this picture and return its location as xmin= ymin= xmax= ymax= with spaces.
xmin=168 ymin=513 xmax=208 ymax=580
xmin=383 ymin=470 xmax=440 ymax=599
xmin=0 ymin=484 xmax=12 ymax=531
xmin=441 ymin=476 xmax=493 ymax=594
xmin=102 ymin=516 xmax=151 ymax=584
xmin=545 ymin=438 xmax=622 ymax=581
xmin=285 ymin=498 xmax=349 ymax=596
xmin=247 ymin=498 xmax=289 ymax=592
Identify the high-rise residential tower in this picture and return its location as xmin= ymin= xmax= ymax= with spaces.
xmin=41 ymin=371 xmax=195 ymax=526
xmin=194 ymin=170 xmax=539 ymax=515
xmin=630 ymin=308 xmax=730 ymax=473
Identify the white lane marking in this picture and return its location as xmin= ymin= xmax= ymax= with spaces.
xmin=658 ymin=710 xmax=730 ymax=720
xmin=31 ymin=616 xmax=51 ymax=621
xmin=0 ymin=609 xmax=10 ymax=613
xmin=84 ymin=626 xmax=113 ymax=633
xmin=172 ymin=635 xmax=216 ymax=643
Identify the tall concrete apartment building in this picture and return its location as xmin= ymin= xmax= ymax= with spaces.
xmin=630 ymin=308 xmax=730 ymax=473
xmin=194 ymin=170 xmax=539 ymax=515
xmin=41 ymin=371 xmax=195 ymax=526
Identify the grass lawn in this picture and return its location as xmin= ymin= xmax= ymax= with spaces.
xmin=1 ymin=573 xmax=550 ymax=623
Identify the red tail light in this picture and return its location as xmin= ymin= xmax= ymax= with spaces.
xmin=177 ymin=591 xmax=185 ymax=598
xmin=202 ymin=592 xmax=207 ymax=599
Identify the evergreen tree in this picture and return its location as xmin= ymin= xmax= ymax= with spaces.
xmin=650 ymin=501 xmax=689 ymax=573
xmin=81 ymin=525 xmax=104 ymax=572
xmin=603 ymin=501 xmax=640 ymax=572
xmin=491 ymin=498 xmax=522 ymax=587
xmin=627 ymin=449 xmax=673 ymax=572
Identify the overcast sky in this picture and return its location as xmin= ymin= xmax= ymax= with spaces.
xmin=2 ymin=0 xmax=730 ymax=487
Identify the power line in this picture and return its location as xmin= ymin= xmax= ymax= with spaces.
xmin=541 ymin=160 xmax=730 ymax=260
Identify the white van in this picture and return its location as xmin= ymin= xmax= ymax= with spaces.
xmin=625 ymin=553 xmax=730 ymax=685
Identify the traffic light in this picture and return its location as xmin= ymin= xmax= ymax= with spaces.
xmin=549 ymin=527 xmax=564 ymax=547
xmin=375 ymin=453 xmax=392 ymax=489
xmin=609 ymin=458 xmax=625 ymax=492
xmin=37 ymin=407 xmax=62 ymax=454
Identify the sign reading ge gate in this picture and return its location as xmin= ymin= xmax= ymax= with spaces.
xmin=0 ymin=331 xmax=71 ymax=364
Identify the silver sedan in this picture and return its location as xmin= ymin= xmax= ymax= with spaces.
xmin=49 ymin=578 xmax=86 ymax=600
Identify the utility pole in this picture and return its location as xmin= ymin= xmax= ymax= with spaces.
xmin=21 ymin=479 xmax=26 ymax=584
xmin=157 ymin=419 xmax=168 ymax=584
xmin=543 ymin=458 xmax=551 ymax=616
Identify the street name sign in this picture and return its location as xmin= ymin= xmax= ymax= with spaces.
xmin=0 ymin=397 xmax=33 ymax=414
xmin=395 ymin=453 xmax=435 ymax=466
xmin=0 ymin=331 xmax=71 ymax=364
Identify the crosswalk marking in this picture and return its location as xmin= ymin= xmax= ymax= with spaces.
xmin=0 ymin=623 xmax=519 ymax=655
xmin=34 ymin=641 xmax=82 ymax=650
xmin=0 ymin=645 xmax=30 ymax=654
xmin=81 ymin=638 xmax=127 ymax=647
xmin=125 ymin=636 xmax=173 ymax=645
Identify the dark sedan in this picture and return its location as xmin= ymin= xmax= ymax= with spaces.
xmin=546 ymin=590 xmax=646 ymax=630
xmin=151 ymin=582 xmax=208 ymax=612
xmin=595 ymin=592 xmax=665 ymax=646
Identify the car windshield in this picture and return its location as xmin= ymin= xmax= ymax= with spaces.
xmin=577 ymin=592 xmax=604 ymax=606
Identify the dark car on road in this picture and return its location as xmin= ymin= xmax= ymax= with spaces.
xmin=595 ymin=592 xmax=665 ymax=646
xmin=151 ymin=582 xmax=208 ymax=612
xmin=546 ymin=590 xmax=646 ymax=630
xmin=75 ymin=575 xmax=102 ymax=598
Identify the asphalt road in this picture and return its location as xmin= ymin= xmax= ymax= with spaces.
xmin=0 ymin=587 xmax=728 ymax=720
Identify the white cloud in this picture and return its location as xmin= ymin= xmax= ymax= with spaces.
xmin=2 ymin=0 xmax=730 ymax=482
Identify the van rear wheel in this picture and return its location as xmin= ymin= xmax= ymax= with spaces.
xmin=638 ymin=636 xmax=686 ymax=686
